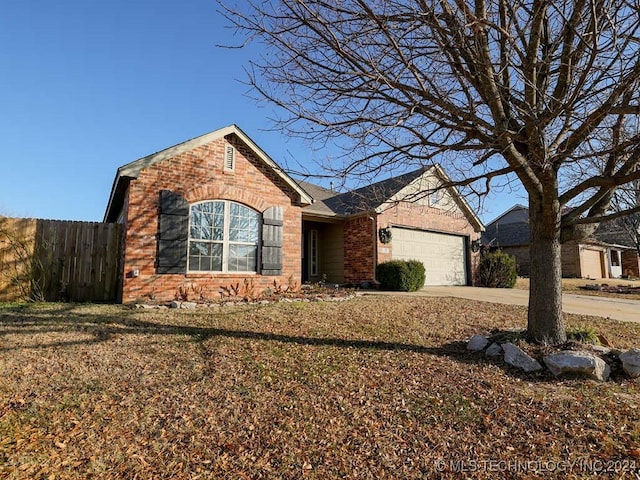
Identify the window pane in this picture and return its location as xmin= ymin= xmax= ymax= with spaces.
xmin=212 ymin=201 xmax=225 ymax=241
xmin=213 ymin=212 xmax=224 ymax=240
xmin=190 ymin=241 xmax=209 ymax=257
xmin=190 ymin=210 xmax=202 ymax=239
xmin=228 ymin=244 xmax=257 ymax=272
xmin=211 ymin=243 xmax=223 ymax=271
xmin=189 ymin=242 xmax=206 ymax=270
xmin=188 ymin=242 xmax=207 ymax=271
xmin=191 ymin=202 xmax=225 ymax=241
xmin=202 ymin=213 xmax=213 ymax=238
xmin=229 ymin=204 xmax=260 ymax=243
xmin=188 ymin=241 xmax=223 ymax=272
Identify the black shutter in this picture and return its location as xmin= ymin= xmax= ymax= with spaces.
xmin=157 ymin=190 xmax=189 ymax=274
xmin=261 ymin=206 xmax=283 ymax=275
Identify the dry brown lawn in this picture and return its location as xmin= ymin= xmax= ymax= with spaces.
xmin=1 ymin=297 xmax=639 ymax=479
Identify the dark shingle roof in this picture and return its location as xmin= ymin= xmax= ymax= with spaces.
xmin=593 ymin=216 xmax=638 ymax=248
xmin=482 ymin=221 xmax=530 ymax=247
xmin=297 ymin=182 xmax=341 ymax=217
xmin=483 ymin=207 xmax=639 ymax=249
xmin=301 ymin=168 xmax=429 ymax=216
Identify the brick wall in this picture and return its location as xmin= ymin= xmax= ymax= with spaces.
xmin=343 ymin=215 xmax=376 ymax=284
xmin=342 ymin=202 xmax=481 ymax=285
xmin=622 ymin=249 xmax=640 ymax=277
xmin=121 ymin=135 xmax=303 ymax=303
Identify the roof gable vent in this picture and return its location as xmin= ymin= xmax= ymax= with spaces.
xmin=224 ymin=145 xmax=235 ymax=171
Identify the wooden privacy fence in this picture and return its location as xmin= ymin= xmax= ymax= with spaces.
xmin=0 ymin=217 xmax=122 ymax=302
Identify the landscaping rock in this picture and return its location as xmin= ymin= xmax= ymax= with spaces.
xmin=543 ymin=351 xmax=610 ymax=381
xmin=619 ymin=348 xmax=640 ymax=378
xmin=590 ymin=345 xmax=611 ymax=355
xmin=485 ymin=342 xmax=503 ymax=358
xmin=467 ymin=334 xmax=489 ymax=352
xmin=501 ymin=343 xmax=543 ymax=372
xmin=135 ymin=304 xmax=160 ymax=309
xmin=169 ymin=301 xmax=197 ymax=309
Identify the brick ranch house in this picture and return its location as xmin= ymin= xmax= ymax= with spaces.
xmin=104 ymin=125 xmax=484 ymax=303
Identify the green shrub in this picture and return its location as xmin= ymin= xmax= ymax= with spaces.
xmin=376 ymin=260 xmax=426 ymax=292
xmin=478 ymin=250 xmax=517 ymax=288
xmin=406 ymin=260 xmax=426 ymax=291
xmin=567 ymin=325 xmax=600 ymax=345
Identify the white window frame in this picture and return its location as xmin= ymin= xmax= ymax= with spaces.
xmin=188 ymin=200 xmax=260 ymax=273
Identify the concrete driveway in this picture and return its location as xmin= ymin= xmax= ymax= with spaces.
xmin=405 ymin=286 xmax=640 ymax=323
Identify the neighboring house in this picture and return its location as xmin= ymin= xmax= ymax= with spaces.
xmin=104 ymin=125 xmax=484 ymax=303
xmin=593 ymin=217 xmax=640 ymax=278
xmin=482 ymin=204 xmax=627 ymax=279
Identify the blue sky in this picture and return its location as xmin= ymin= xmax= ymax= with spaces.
xmin=0 ymin=1 xmax=522 ymax=223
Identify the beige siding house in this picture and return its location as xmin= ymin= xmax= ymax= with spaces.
xmin=483 ymin=205 xmax=625 ymax=279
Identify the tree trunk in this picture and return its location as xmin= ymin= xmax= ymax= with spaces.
xmin=527 ymin=194 xmax=567 ymax=344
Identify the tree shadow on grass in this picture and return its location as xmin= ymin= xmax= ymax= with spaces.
xmin=0 ymin=304 xmax=556 ymax=382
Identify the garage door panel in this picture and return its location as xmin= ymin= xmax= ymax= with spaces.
xmin=582 ymin=249 xmax=604 ymax=279
xmin=392 ymin=228 xmax=467 ymax=286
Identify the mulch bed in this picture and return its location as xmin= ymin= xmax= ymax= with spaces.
xmin=579 ymin=283 xmax=640 ymax=295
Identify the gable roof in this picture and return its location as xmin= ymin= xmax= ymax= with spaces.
xmin=301 ymin=168 xmax=428 ymax=217
xmin=483 ymin=205 xmax=638 ymax=249
xmin=593 ymin=216 xmax=639 ymax=249
xmin=104 ymin=125 xmax=313 ymax=222
xmin=302 ymin=165 xmax=484 ymax=231
xmin=482 ymin=220 xmax=530 ymax=247
xmin=297 ymin=182 xmax=341 ymax=218
xmin=485 ymin=203 xmax=528 ymax=226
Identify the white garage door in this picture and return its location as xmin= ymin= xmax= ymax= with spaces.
xmin=392 ymin=227 xmax=467 ymax=286
xmin=581 ymin=249 xmax=604 ymax=279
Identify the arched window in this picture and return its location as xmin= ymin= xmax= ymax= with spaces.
xmin=188 ymin=201 xmax=260 ymax=272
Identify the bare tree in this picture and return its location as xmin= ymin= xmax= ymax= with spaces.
xmin=222 ymin=0 xmax=640 ymax=344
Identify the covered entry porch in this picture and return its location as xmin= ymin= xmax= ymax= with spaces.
xmin=301 ymin=217 xmax=345 ymax=284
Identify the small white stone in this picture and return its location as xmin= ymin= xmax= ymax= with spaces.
xmin=619 ymin=348 xmax=640 ymax=378
xmin=502 ymin=343 xmax=543 ymax=372
xmin=543 ymin=351 xmax=610 ymax=381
